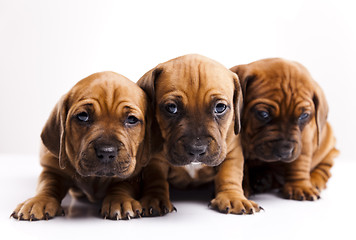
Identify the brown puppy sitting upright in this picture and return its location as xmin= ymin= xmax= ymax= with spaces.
xmin=11 ymin=72 xmax=150 ymax=220
xmin=230 ymin=58 xmax=339 ymax=200
xmin=137 ymin=54 xmax=260 ymax=215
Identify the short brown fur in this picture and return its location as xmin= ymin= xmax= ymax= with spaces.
xmin=231 ymin=58 xmax=339 ymax=200
xmin=137 ymin=54 xmax=260 ymax=215
xmin=11 ymin=72 xmax=150 ymax=220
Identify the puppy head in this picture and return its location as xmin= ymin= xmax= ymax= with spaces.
xmin=41 ymin=72 xmax=150 ymax=178
xmin=138 ymin=54 xmax=242 ymax=166
xmin=231 ymin=58 xmax=328 ymax=163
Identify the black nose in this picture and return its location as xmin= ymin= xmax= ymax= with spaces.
xmin=186 ymin=144 xmax=207 ymax=157
xmin=95 ymin=145 xmax=118 ymax=163
xmin=273 ymin=141 xmax=294 ymax=160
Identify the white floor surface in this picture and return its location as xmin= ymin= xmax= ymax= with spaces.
xmin=1 ymin=154 xmax=354 ymax=240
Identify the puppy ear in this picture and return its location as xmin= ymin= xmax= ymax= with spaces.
xmin=232 ymin=73 xmax=243 ymax=135
xmin=312 ymin=82 xmax=329 ymax=146
xmin=137 ymin=67 xmax=165 ymax=153
xmin=137 ymin=98 xmax=152 ymax=167
xmin=40 ymin=95 xmax=69 ymax=169
xmin=137 ymin=67 xmax=163 ymax=107
xmin=230 ymin=64 xmax=255 ymax=98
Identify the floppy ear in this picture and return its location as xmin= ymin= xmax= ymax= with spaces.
xmin=312 ymin=82 xmax=329 ymax=146
xmin=137 ymin=67 xmax=165 ymax=154
xmin=137 ymin=67 xmax=163 ymax=107
xmin=40 ymin=95 xmax=69 ymax=169
xmin=230 ymin=64 xmax=252 ymax=98
xmin=232 ymin=73 xmax=243 ymax=135
xmin=230 ymin=65 xmax=256 ymax=97
xmin=137 ymin=98 xmax=152 ymax=167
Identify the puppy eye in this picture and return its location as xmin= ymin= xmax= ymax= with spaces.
xmin=214 ymin=103 xmax=227 ymax=115
xmin=126 ymin=116 xmax=139 ymax=125
xmin=166 ymin=103 xmax=178 ymax=114
xmin=298 ymin=113 xmax=310 ymax=121
xmin=256 ymin=110 xmax=270 ymax=121
xmin=77 ymin=112 xmax=89 ymax=122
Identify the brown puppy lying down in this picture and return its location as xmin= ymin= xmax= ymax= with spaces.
xmin=11 ymin=72 xmax=150 ymax=220
xmin=231 ymin=58 xmax=339 ymax=200
xmin=137 ymin=54 xmax=260 ymax=215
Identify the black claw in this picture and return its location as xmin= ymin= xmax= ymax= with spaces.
xmin=240 ymin=209 xmax=246 ymax=215
xmin=136 ymin=210 xmax=142 ymax=218
xmin=30 ymin=214 xmax=36 ymax=221
xmin=163 ymin=207 xmax=169 ymax=215
xmin=45 ymin=212 xmax=50 ymax=220
xmin=173 ymin=206 xmax=177 ymax=212
xmin=299 ymin=195 xmax=305 ymax=201
xmin=141 ymin=208 xmax=146 ymax=217
xmin=259 ymin=206 xmax=265 ymax=211
xmin=19 ymin=213 xmax=23 ymax=220
xmin=10 ymin=212 xmax=15 ymax=219
xmin=126 ymin=212 xmax=131 ymax=220
xmin=225 ymin=207 xmax=230 ymax=214
xmin=317 ymin=195 xmax=321 ymax=200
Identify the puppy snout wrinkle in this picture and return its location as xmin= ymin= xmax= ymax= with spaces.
xmin=95 ymin=145 xmax=118 ymax=163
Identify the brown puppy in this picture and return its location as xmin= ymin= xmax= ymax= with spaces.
xmin=230 ymin=58 xmax=339 ymax=200
xmin=11 ymin=72 xmax=150 ymax=220
xmin=137 ymin=54 xmax=260 ymax=215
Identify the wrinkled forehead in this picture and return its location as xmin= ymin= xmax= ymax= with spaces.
xmin=156 ymin=60 xmax=235 ymax=100
xmin=246 ymin=62 xmax=314 ymax=111
xmin=70 ymin=74 xmax=147 ymax=114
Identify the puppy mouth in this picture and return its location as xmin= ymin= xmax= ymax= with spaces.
xmin=191 ymin=160 xmax=203 ymax=165
xmin=254 ymin=143 xmax=298 ymax=163
xmin=96 ymin=162 xmax=131 ymax=175
xmin=77 ymin=160 xmax=132 ymax=177
xmin=168 ymin=148 xmax=223 ymax=167
xmin=94 ymin=167 xmax=129 ymax=177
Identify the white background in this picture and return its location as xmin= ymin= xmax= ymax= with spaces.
xmin=1 ymin=0 xmax=355 ymax=239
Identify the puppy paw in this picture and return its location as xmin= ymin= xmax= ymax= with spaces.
xmin=283 ymin=180 xmax=320 ymax=201
xmin=140 ymin=195 xmax=176 ymax=217
xmin=210 ymin=191 xmax=261 ymax=214
xmin=310 ymin=171 xmax=327 ymax=191
xmin=101 ymin=196 xmax=142 ymax=220
xmin=11 ymin=196 xmax=63 ymax=221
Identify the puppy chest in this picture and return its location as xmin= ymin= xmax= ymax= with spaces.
xmin=71 ymin=177 xmax=112 ymax=203
xmin=169 ymin=164 xmax=216 ymax=188
xmin=184 ymin=164 xmax=205 ymax=179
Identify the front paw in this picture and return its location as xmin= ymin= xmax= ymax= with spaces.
xmin=210 ymin=191 xmax=261 ymax=214
xmin=140 ymin=195 xmax=176 ymax=217
xmin=310 ymin=171 xmax=327 ymax=191
xmin=283 ymin=180 xmax=320 ymax=201
xmin=101 ymin=196 xmax=142 ymax=220
xmin=11 ymin=196 xmax=63 ymax=221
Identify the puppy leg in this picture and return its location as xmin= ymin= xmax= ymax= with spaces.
xmin=310 ymin=147 xmax=338 ymax=191
xmin=310 ymin=125 xmax=339 ymax=191
xmin=101 ymin=179 xmax=141 ymax=220
xmin=140 ymin=154 xmax=175 ymax=217
xmin=210 ymin=144 xmax=260 ymax=214
xmin=11 ymin=168 xmax=68 ymax=220
xmin=283 ymin=152 xmax=320 ymax=201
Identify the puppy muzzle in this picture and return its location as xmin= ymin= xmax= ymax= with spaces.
xmin=167 ymin=136 xmax=223 ymax=166
xmin=255 ymin=140 xmax=297 ymax=163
